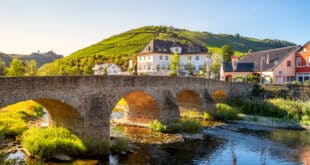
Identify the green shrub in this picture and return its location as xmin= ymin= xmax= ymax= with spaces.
xmin=82 ymin=137 xmax=109 ymax=156
xmin=291 ymin=81 xmax=300 ymax=85
xmin=149 ymin=120 xmax=167 ymax=132
xmin=213 ymin=103 xmax=239 ymax=121
xmin=203 ymin=112 xmax=213 ymax=120
xmin=0 ymin=126 xmax=6 ymax=143
xmin=22 ymin=127 xmax=86 ymax=160
xmin=168 ymin=71 xmax=178 ymax=77
xmin=110 ymin=138 xmax=129 ymax=153
xmin=304 ymin=80 xmax=310 ymax=85
xmin=179 ymin=120 xmax=202 ymax=133
xmin=149 ymin=119 xmax=202 ymax=134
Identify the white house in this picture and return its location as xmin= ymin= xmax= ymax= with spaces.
xmin=137 ymin=39 xmax=209 ymax=75
xmin=92 ymin=63 xmax=121 ymax=75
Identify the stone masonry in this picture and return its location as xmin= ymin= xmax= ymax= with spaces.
xmin=0 ymin=76 xmax=254 ymax=142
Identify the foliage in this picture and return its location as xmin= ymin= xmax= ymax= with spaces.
xmin=291 ymin=81 xmax=300 ymax=85
xmin=22 ymin=127 xmax=86 ymax=159
xmin=228 ymin=98 xmax=310 ymax=122
xmin=0 ymin=101 xmax=43 ymax=137
xmin=203 ymin=112 xmax=213 ymax=120
xmin=247 ymin=74 xmax=260 ymax=83
xmin=38 ymin=26 xmax=294 ymax=76
xmin=251 ymin=84 xmax=263 ymax=97
xmin=304 ymin=80 xmax=310 ymax=85
xmin=149 ymin=119 xmax=202 ymax=134
xmin=210 ymin=53 xmax=222 ymax=79
xmin=110 ymin=138 xmax=130 ymax=153
xmin=25 ymin=60 xmax=37 ymax=76
xmin=234 ymin=76 xmax=245 ymax=82
xmin=0 ymin=59 xmax=7 ymax=76
xmin=82 ymin=137 xmax=110 ymax=156
xmin=168 ymin=71 xmax=178 ymax=77
xmin=211 ymin=90 xmax=228 ymax=103
xmin=7 ymin=58 xmax=26 ymax=76
xmin=213 ymin=103 xmax=240 ymax=121
xmin=149 ymin=120 xmax=167 ymax=132
xmin=221 ymin=45 xmax=234 ymax=62
xmin=170 ymin=52 xmax=180 ymax=72
xmin=186 ymin=56 xmax=193 ymax=73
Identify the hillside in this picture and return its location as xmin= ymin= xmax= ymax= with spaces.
xmin=38 ymin=26 xmax=295 ymax=75
xmin=0 ymin=51 xmax=63 ymax=68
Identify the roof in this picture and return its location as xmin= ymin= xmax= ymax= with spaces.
xmin=239 ymin=46 xmax=301 ymax=71
xmin=139 ymin=39 xmax=208 ymax=55
xmin=93 ymin=63 xmax=120 ymax=70
xmin=222 ymin=62 xmax=255 ymax=72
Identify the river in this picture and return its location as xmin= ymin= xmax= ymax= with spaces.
xmin=1 ymin=122 xmax=309 ymax=165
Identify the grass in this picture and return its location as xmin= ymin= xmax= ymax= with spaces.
xmin=0 ymin=100 xmax=43 ymax=137
xmin=212 ymin=103 xmax=240 ymax=122
xmin=22 ymin=127 xmax=86 ymax=160
xmin=110 ymin=138 xmax=130 ymax=153
xmin=227 ymin=98 xmax=310 ymax=125
xmin=149 ymin=119 xmax=202 ymax=134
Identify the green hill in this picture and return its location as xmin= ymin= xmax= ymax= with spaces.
xmin=38 ymin=26 xmax=295 ymax=75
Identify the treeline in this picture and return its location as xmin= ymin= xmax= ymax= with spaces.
xmin=0 ymin=58 xmax=37 ymax=76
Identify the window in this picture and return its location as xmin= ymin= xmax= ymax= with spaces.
xmin=278 ymin=71 xmax=283 ymax=76
xmin=296 ymin=57 xmax=301 ymax=67
xmin=307 ymin=57 xmax=310 ymax=66
xmin=143 ymin=56 xmax=146 ymax=60
xmin=175 ymin=47 xmax=179 ymax=53
xmin=161 ymin=65 xmax=166 ymax=70
xmin=139 ymin=57 xmax=142 ymax=61
xmin=165 ymin=56 xmax=168 ymax=60
xmin=156 ymin=65 xmax=160 ymax=71
xmin=147 ymin=65 xmax=151 ymax=70
xmin=287 ymin=60 xmax=291 ymax=67
xmin=195 ymin=56 xmax=199 ymax=61
xmin=160 ymin=56 xmax=163 ymax=60
xmin=148 ymin=46 xmax=151 ymax=52
xmin=276 ymin=77 xmax=284 ymax=83
xmin=147 ymin=56 xmax=150 ymax=60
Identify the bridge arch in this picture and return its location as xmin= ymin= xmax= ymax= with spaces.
xmin=112 ymin=90 xmax=160 ymax=124
xmin=175 ymin=90 xmax=203 ymax=114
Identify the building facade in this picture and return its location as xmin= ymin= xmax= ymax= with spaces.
xmin=92 ymin=63 xmax=121 ymax=75
xmin=238 ymin=46 xmax=300 ymax=84
xmin=137 ymin=39 xmax=208 ymax=75
xmin=295 ymin=42 xmax=310 ymax=82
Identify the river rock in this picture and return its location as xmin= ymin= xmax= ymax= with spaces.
xmin=51 ymin=153 xmax=73 ymax=162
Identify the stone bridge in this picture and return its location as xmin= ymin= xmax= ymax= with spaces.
xmin=0 ymin=76 xmax=254 ymax=140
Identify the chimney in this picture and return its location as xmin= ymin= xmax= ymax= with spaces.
xmin=266 ymin=54 xmax=270 ymax=64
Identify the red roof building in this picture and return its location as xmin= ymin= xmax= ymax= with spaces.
xmin=295 ymin=41 xmax=310 ymax=82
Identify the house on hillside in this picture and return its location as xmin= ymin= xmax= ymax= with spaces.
xmin=239 ymin=46 xmax=301 ymax=84
xmin=220 ymin=62 xmax=255 ymax=81
xmin=92 ymin=63 xmax=121 ymax=75
xmin=295 ymin=41 xmax=310 ymax=82
xmin=137 ymin=39 xmax=209 ymax=75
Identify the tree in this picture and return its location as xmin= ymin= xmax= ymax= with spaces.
xmin=25 ymin=60 xmax=37 ymax=76
xmin=221 ymin=45 xmax=234 ymax=62
xmin=186 ymin=56 xmax=193 ymax=74
xmin=0 ymin=59 xmax=7 ymax=76
xmin=169 ymin=52 xmax=180 ymax=72
xmin=210 ymin=53 xmax=223 ymax=79
xmin=7 ymin=58 xmax=26 ymax=76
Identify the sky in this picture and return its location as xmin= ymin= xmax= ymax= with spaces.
xmin=0 ymin=0 xmax=309 ymax=56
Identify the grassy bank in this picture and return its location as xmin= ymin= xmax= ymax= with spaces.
xmin=22 ymin=127 xmax=130 ymax=160
xmin=149 ymin=119 xmax=202 ymax=134
xmin=0 ymin=101 xmax=43 ymax=138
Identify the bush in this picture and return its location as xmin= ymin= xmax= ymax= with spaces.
xmin=291 ymin=81 xmax=300 ymax=85
xmin=149 ymin=119 xmax=202 ymax=134
xmin=168 ymin=71 xmax=178 ymax=77
xmin=82 ymin=137 xmax=109 ymax=156
xmin=22 ymin=127 xmax=86 ymax=160
xmin=0 ymin=126 xmax=6 ymax=143
xmin=211 ymin=90 xmax=228 ymax=103
xmin=203 ymin=112 xmax=213 ymax=120
xmin=304 ymin=80 xmax=310 ymax=85
xmin=149 ymin=120 xmax=167 ymax=132
xmin=110 ymin=138 xmax=129 ymax=153
xmin=246 ymin=74 xmax=259 ymax=83
xmin=213 ymin=103 xmax=239 ymax=121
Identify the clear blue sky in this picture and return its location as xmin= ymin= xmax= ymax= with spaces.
xmin=0 ymin=0 xmax=309 ymax=55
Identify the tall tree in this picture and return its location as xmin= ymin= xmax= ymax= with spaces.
xmin=7 ymin=58 xmax=26 ymax=76
xmin=25 ymin=60 xmax=37 ymax=76
xmin=211 ymin=53 xmax=223 ymax=79
xmin=0 ymin=59 xmax=7 ymax=76
xmin=170 ymin=52 xmax=180 ymax=72
xmin=221 ymin=45 xmax=234 ymax=62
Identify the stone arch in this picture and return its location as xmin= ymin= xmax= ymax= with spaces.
xmin=176 ymin=90 xmax=203 ymax=114
xmin=113 ymin=90 xmax=160 ymax=124
xmin=0 ymin=92 xmax=84 ymax=136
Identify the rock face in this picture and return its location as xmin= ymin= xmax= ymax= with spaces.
xmin=0 ymin=51 xmax=63 ymax=67
xmin=0 ymin=76 xmax=254 ymax=153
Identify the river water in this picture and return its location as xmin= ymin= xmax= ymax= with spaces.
xmin=1 ymin=122 xmax=309 ymax=165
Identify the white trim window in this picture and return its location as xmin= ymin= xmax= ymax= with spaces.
xmin=296 ymin=57 xmax=301 ymax=67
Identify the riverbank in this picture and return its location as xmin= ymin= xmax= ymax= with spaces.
xmin=235 ymin=114 xmax=310 ymax=131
